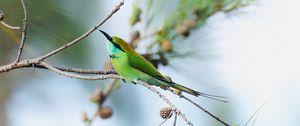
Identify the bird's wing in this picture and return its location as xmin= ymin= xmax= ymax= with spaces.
xmin=128 ymin=52 xmax=171 ymax=83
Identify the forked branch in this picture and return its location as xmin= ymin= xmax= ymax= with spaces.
xmin=14 ymin=0 xmax=28 ymax=63
xmin=0 ymin=0 xmax=125 ymax=73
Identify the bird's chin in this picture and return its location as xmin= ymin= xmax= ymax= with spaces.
xmin=106 ymin=42 xmax=114 ymax=54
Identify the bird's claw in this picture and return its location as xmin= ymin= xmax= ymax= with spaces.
xmin=122 ymin=79 xmax=127 ymax=83
xmin=132 ymin=81 xmax=137 ymax=85
xmin=160 ymin=86 xmax=168 ymax=90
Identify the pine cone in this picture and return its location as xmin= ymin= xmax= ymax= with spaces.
xmin=98 ymin=106 xmax=113 ymax=119
xmin=160 ymin=107 xmax=173 ymax=119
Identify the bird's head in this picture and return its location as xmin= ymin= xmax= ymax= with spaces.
xmin=99 ymin=30 xmax=132 ymax=54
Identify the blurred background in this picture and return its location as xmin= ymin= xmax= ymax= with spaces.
xmin=0 ymin=0 xmax=300 ymax=126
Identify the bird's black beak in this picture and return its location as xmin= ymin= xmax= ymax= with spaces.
xmin=99 ymin=30 xmax=113 ymax=42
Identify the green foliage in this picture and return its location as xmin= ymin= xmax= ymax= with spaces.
xmin=160 ymin=0 xmax=255 ymax=40
xmin=130 ymin=0 xmax=255 ymax=63
xmin=129 ymin=3 xmax=142 ymax=27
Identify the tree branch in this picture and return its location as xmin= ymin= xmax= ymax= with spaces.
xmin=14 ymin=0 xmax=28 ymax=63
xmin=38 ymin=0 xmax=124 ymax=61
xmin=103 ymin=79 xmax=119 ymax=98
xmin=0 ymin=0 xmax=124 ymax=73
xmin=0 ymin=59 xmax=40 ymax=73
xmin=40 ymin=62 xmax=121 ymax=80
xmin=51 ymin=66 xmax=117 ymax=75
xmin=25 ymin=64 xmax=117 ymax=75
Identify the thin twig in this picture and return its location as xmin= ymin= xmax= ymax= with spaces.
xmin=173 ymin=112 xmax=177 ymax=126
xmin=26 ymin=64 xmax=117 ymax=74
xmin=38 ymin=0 xmax=124 ymax=61
xmin=52 ymin=66 xmax=117 ymax=75
xmin=103 ymin=79 xmax=119 ymax=97
xmin=0 ymin=21 xmax=21 ymax=30
xmin=87 ymin=111 xmax=98 ymax=126
xmin=14 ymin=0 xmax=28 ymax=63
xmin=56 ymin=67 xmax=116 ymax=74
xmin=40 ymin=62 xmax=121 ymax=80
xmin=251 ymin=112 xmax=260 ymax=126
xmin=87 ymin=79 xmax=119 ymax=126
xmin=159 ymin=118 xmax=169 ymax=126
xmin=137 ymin=80 xmax=193 ymax=126
xmin=0 ymin=11 xmax=20 ymax=30
xmin=0 ymin=58 xmax=118 ymax=74
xmin=244 ymin=101 xmax=267 ymax=126
xmin=180 ymin=95 xmax=231 ymax=126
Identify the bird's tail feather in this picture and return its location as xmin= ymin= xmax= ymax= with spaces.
xmin=172 ymin=83 xmax=228 ymax=103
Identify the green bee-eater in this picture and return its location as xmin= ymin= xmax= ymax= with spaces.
xmin=100 ymin=30 xmax=225 ymax=100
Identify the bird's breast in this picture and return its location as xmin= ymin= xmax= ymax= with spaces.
xmin=110 ymin=56 xmax=146 ymax=82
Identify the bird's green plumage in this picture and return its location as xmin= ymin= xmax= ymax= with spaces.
xmin=100 ymin=30 xmax=228 ymax=99
xmin=101 ymin=33 xmax=201 ymax=96
xmin=127 ymin=48 xmax=171 ymax=83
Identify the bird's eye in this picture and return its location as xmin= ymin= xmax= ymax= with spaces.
xmin=113 ymin=43 xmax=125 ymax=52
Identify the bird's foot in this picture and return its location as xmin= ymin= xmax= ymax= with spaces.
xmin=160 ymin=86 xmax=168 ymax=90
xmin=122 ymin=79 xmax=127 ymax=83
xmin=131 ymin=81 xmax=137 ymax=85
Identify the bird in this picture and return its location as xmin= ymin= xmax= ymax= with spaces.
xmin=99 ymin=30 xmax=226 ymax=101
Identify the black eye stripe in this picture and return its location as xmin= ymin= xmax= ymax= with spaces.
xmin=113 ymin=43 xmax=125 ymax=52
